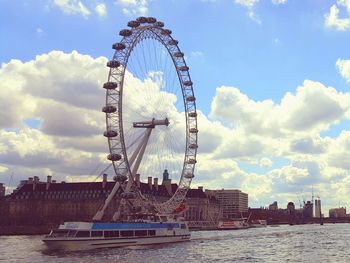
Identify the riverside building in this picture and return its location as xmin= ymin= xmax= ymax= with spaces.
xmin=0 ymin=173 xmax=221 ymax=230
xmin=205 ymin=189 xmax=248 ymax=219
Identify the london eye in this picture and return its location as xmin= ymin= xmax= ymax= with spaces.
xmin=95 ymin=17 xmax=198 ymax=219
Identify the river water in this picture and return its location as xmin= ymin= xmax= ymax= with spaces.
xmin=0 ymin=224 xmax=349 ymax=263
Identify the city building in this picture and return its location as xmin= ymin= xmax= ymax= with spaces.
xmin=269 ymin=201 xmax=278 ymax=211
xmin=205 ymin=189 xmax=248 ymax=219
xmin=0 ymin=172 xmax=222 ymax=230
xmin=329 ymin=207 xmax=347 ymax=218
xmin=303 ymin=201 xmax=313 ymax=219
xmin=314 ymin=198 xmax=322 ymax=218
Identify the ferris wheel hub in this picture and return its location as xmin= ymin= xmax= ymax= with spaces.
xmin=133 ymin=118 xmax=169 ymax=128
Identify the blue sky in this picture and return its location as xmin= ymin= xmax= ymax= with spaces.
xmin=1 ymin=0 xmax=350 ymax=212
xmin=1 ymin=0 xmax=349 ymax=109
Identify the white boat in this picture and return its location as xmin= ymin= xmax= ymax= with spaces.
xmin=217 ymin=219 xmax=249 ymax=230
xmin=43 ymin=214 xmax=190 ymax=250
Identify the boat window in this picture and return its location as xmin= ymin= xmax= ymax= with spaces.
xmin=181 ymin=224 xmax=186 ymax=229
xmin=91 ymin=231 xmax=103 ymax=237
xmin=148 ymin=230 xmax=156 ymax=236
xmin=76 ymin=231 xmax=90 ymax=237
xmin=120 ymin=230 xmax=134 ymax=237
xmin=51 ymin=230 xmax=69 ymax=237
xmin=67 ymin=230 xmax=77 ymax=237
xmin=135 ymin=230 xmax=147 ymax=237
xmin=104 ymin=230 xmax=119 ymax=237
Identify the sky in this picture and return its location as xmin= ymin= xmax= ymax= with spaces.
xmin=1 ymin=0 xmax=350 ymax=214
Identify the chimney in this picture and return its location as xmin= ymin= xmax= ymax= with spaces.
xmin=135 ymin=174 xmax=140 ymax=187
xmin=154 ymin=178 xmax=158 ymax=191
xmin=28 ymin=177 xmax=33 ymax=184
xmin=46 ymin=175 xmax=52 ymax=191
xmin=148 ymin=177 xmax=152 ymax=190
xmin=102 ymin=173 xmax=107 ymax=188
xmin=198 ymin=186 xmax=203 ymax=191
xmin=33 ymin=176 xmax=39 ymax=191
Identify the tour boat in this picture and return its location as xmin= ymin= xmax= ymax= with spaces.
xmin=43 ymin=214 xmax=190 ymax=250
xmin=217 ymin=219 xmax=249 ymax=230
xmin=249 ymin=219 xmax=267 ymax=228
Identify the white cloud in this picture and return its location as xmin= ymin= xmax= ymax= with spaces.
xmin=235 ymin=0 xmax=259 ymax=8
xmin=95 ymin=3 xmax=107 ymax=17
xmin=271 ymin=0 xmax=287 ymax=4
xmin=325 ymin=0 xmax=350 ymax=31
xmin=117 ymin=0 xmax=148 ymax=16
xmin=336 ymin=59 xmax=350 ymax=82
xmin=234 ymin=0 xmax=261 ymax=23
xmin=1 ymin=49 xmax=350 ymax=211
xmin=36 ymin=28 xmax=44 ymax=34
xmin=259 ymin=157 xmax=273 ymax=167
xmin=52 ymin=0 xmax=91 ymax=18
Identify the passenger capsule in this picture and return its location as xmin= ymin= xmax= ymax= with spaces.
xmin=174 ymin=51 xmax=184 ymax=57
xmin=136 ymin=16 xmax=148 ymax=23
xmin=107 ymin=60 xmax=121 ymax=68
xmin=168 ymin=39 xmax=178 ymax=45
xmin=127 ymin=20 xmax=140 ymax=28
xmin=103 ymin=82 xmax=118 ymax=90
xmin=147 ymin=17 xmax=157 ymax=23
xmin=189 ymin=144 xmax=198 ymax=149
xmin=183 ymin=80 xmax=193 ymax=86
xmin=103 ymin=130 xmax=118 ymax=137
xmin=189 ymin=128 xmax=198 ymax=133
xmin=186 ymin=96 xmax=196 ymax=102
xmin=102 ymin=105 xmax=117 ymax=113
xmin=161 ymin=29 xmax=172 ymax=35
xmin=119 ymin=29 xmax=132 ymax=37
xmin=188 ymin=112 xmax=197 ymax=117
xmin=154 ymin=21 xmax=164 ymax=27
xmin=187 ymin=159 xmax=197 ymax=164
xmin=108 ymin=153 xmax=122 ymax=161
xmin=179 ymin=66 xmax=189 ymax=71
xmin=112 ymin=43 xmax=126 ymax=50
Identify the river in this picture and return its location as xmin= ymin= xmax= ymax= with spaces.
xmin=0 ymin=224 xmax=349 ymax=262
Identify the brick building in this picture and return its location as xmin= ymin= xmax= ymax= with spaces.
xmin=0 ymin=173 xmax=221 ymax=230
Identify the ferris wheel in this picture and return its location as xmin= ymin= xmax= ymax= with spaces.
xmin=100 ymin=17 xmax=198 ymax=217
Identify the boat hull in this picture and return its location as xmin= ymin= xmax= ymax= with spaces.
xmin=43 ymin=234 xmax=190 ymax=250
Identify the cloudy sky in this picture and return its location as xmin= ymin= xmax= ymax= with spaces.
xmin=1 ymin=0 xmax=350 ymax=213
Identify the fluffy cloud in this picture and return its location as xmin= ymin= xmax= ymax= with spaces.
xmin=325 ymin=0 xmax=350 ymax=31
xmin=95 ymin=3 xmax=107 ymax=17
xmin=235 ymin=0 xmax=259 ymax=8
xmin=336 ymin=59 xmax=350 ymax=82
xmin=271 ymin=0 xmax=287 ymax=4
xmin=117 ymin=0 xmax=148 ymax=16
xmin=52 ymin=0 xmax=91 ymax=18
xmin=1 ymin=49 xmax=350 ymax=212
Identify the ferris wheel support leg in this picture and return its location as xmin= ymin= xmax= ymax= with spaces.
xmin=92 ymin=182 xmax=121 ymax=221
xmin=126 ymin=128 xmax=153 ymax=192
